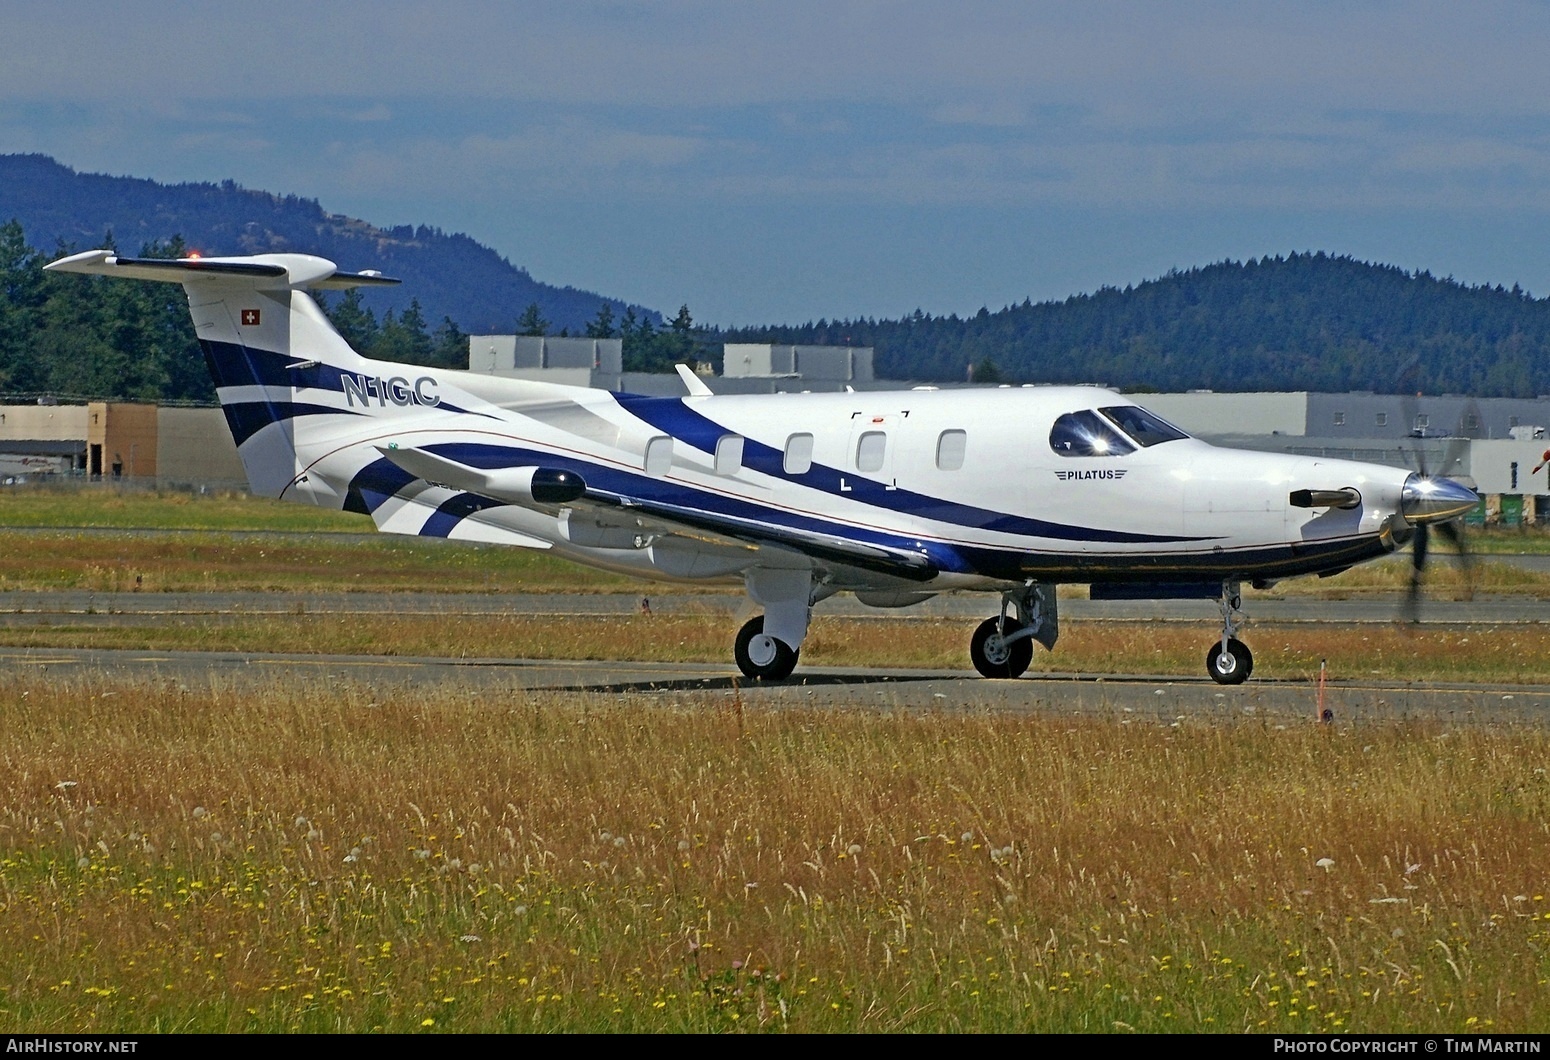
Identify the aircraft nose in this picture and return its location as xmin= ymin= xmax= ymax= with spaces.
xmin=1400 ymin=473 xmax=1479 ymax=525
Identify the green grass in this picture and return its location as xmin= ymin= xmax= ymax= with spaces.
xmin=1 ymin=674 xmax=1547 ymax=1033
xmin=0 ymin=485 xmax=366 ymax=532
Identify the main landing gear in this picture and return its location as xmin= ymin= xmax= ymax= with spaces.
xmin=733 ymin=567 xmax=828 ymax=681
xmin=970 ymin=582 xmax=1059 ymax=679
xmin=734 ymin=615 xmax=799 ymax=681
xmin=1207 ymin=581 xmax=1253 ymax=685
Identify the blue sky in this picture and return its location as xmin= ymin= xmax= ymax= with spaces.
xmin=5 ymin=1 xmax=1550 ymax=324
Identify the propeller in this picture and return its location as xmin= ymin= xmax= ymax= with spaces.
xmin=1395 ymin=388 xmax=1481 ymax=622
xmin=1400 ymin=507 xmax=1475 ymax=623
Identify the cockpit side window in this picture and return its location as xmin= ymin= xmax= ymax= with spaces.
xmin=1098 ymin=405 xmax=1189 ymax=447
xmin=1049 ymin=410 xmax=1136 ymax=457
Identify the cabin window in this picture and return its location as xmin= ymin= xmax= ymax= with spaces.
xmin=1050 ymin=410 xmax=1135 ymax=457
xmin=936 ymin=429 xmax=967 ymax=471
xmin=856 ymin=431 xmax=887 ymax=472
xmin=714 ymin=434 xmax=744 ymax=476
xmin=1376 ymin=412 xmax=1388 ymax=427
xmin=1333 ymin=411 xmax=1346 ymax=426
xmin=1463 ymin=413 xmax=1479 ymax=431
xmin=644 ymin=436 xmax=673 ymax=477
xmin=783 ymin=433 xmax=814 ymax=475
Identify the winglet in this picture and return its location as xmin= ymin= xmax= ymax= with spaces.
xmin=675 ymin=363 xmax=713 ymax=397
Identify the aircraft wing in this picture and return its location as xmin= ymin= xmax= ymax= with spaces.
xmin=378 ymin=445 xmax=937 ymax=581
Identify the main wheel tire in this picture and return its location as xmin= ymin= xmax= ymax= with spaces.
xmin=734 ymin=615 xmax=799 ymax=681
xmin=970 ymin=617 xmax=1033 ymax=679
xmin=1206 ymin=638 xmax=1253 ymax=685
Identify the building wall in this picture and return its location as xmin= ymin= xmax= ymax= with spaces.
xmin=1306 ymin=393 xmax=1550 ymax=440
xmin=0 ymin=405 xmax=90 ymax=443
xmin=157 ymin=408 xmax=246 ymax=486
xmin=722 ymin=344 xmax=783 ymax=377
xmin=468 ymin=335 xmax=623 ymax=374
xmin=86 ymin=403 xmax=158 ymax=478
xmin=722 ymin=344 xmax=874 ymax=383
xmin=1135 ymin=392 xmax=1310 ymax=437
xmin=467 ymin=335 xmax=516 ymax=373
xmin=1470 ymin=439 xmax=1550 ymax=496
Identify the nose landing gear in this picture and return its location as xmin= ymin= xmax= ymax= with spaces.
xmin=1207 ymin=581 xmax=1253 ymax=684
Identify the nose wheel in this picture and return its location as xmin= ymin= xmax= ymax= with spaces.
xmin=1206 ymin=581 xmax=1253 ymax=684
xmin=1206 ymin=637 xmax=1253 ymax=684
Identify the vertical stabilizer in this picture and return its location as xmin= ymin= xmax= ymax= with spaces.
xmin=44 ymin=251 xmax=399 ymax=498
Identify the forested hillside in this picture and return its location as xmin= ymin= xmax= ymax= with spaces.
xmin=0 ymin=154 xmax=645 ymax=335
xmin=723 ymin=253 xmax=1550 ymax=398
xmin=0 ymin=221 xmax=702 ymax=403
xmin=0 ymin=221 xmax=480 ymax=403
xmin=6 ymin=152 xmax=1550 ymax=401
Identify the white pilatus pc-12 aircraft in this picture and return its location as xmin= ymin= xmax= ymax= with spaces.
xmin=47 ymin=249 xmax=1480 ymax=684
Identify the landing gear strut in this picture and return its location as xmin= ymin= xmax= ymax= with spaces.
xmin=1206 ymin=581 xmax=1253 ymax=685
xmin=970 ymin=582 xmax=1058 ymax=679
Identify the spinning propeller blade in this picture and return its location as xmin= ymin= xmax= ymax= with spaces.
xmin=1394 ymin=384 xmax=1480 ymax=622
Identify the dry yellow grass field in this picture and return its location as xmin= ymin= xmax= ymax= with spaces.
xmin=2 ymin=488 xmax=1548 ymax=1032
xmin=1 ymin=672 xmax=1547 ymax=1033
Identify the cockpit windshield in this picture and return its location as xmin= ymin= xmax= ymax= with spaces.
xmin=1049 ymin=410 xmax=1136 ymax=457
xmin=1097 ymin=405 xmax=1190 ymax=447
xmin=1049 ymin=404 xmax=1191 ymax=458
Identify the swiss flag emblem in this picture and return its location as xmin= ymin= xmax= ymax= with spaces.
xmin=240 ymin=309 xmax=261 ymax=326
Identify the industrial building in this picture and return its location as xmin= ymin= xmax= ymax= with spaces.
xmin=465 ymin=337 xmax=875 ymax=395
xmin=0 ymin=402 xmax=244 ymax=487
xmin=720 ymin=344 xmax=874 ymax=389
xmin=467 ymin=335 xmax=626 ymax=389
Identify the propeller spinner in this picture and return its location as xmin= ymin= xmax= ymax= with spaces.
xmin=1400 ymin=473 xmax=1479 ymax=526
xmin=1398 ymin=473 xmax=1479 ymax=623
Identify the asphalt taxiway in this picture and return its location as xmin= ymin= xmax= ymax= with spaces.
xmin=0 ymin=586 xmax=1545 ymax=624
xmin=2 ymin=588 xmax=1545 ymax=723
xmin=3 ymin=645 xmax=1547 ymax=723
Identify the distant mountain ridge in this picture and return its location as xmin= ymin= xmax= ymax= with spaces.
xmin=724 ymin=253 xmax=1550 ymax=398
xmin=7 ymin=154 xmax=1548 ymax=398
xmin=0 ymin=153 xmax=647 ymax=334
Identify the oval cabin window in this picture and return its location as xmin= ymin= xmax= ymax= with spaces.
xmin=936 ymin=429 xmax=967 ymax=471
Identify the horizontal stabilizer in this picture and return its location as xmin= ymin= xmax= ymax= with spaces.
xmin=45 ymin=250 xmax=400 ymax=290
